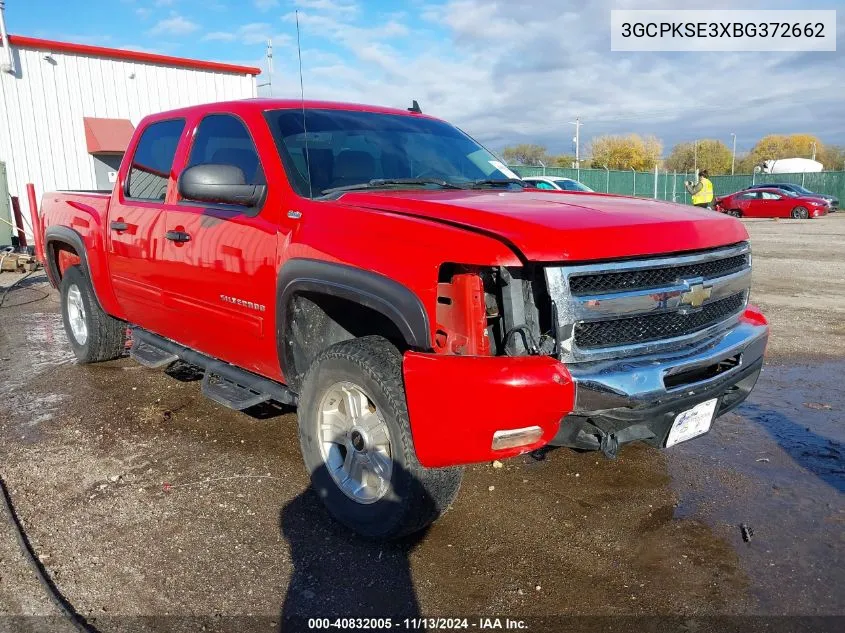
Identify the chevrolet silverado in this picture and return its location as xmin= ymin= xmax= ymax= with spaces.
xmin=29 ymin=99 xmax=769 ymax=538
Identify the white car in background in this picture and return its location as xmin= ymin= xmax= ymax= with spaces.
xmin=522 ymin=176 xmax=593 ymax=192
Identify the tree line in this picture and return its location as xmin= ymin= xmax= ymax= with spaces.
xmin=501 ymin=134 xmax=845 ymax=174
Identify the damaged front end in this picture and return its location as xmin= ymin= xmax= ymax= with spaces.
xmin=403 ymin=243 xmax=768 ymax=466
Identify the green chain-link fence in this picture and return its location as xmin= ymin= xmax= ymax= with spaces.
xmin=509 ymin=165 xmax=845 ymax=205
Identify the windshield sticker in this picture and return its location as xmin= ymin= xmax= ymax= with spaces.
xmin=489 ymin=160 xmax=520 ymax=180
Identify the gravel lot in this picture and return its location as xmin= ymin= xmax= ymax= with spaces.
xmin=0 ymin=213 xmax=843 ymax=632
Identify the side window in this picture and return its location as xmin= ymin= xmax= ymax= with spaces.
xmin=187 ymin=114 xmax=265 ymax=186
xmin=761 ymin=191 xmax=781 ymax=200
xmin=739 ymin=192 xmax=758 ymax=200
xmin=535 ymin=181 xmax=556 ymax=190
xmin=127 ymin=119 xmax=185 ymax=200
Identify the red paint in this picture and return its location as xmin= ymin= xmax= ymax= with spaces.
xmin=26 ymin=183 xmax=44 ymax=264
xmin=58 ymin=249 xmax=81 ymax=273
xmin=403 ymin=352 xmax=574 ymax=467
xmin=435 ymin=273 xmax=490 ymax=355
xmin=335 ymin=189 xmax=750 ymax=262
xmin=35 ymin=99 xmax=766 ymax=466
xmin=741 ymin=304 xmax=768 ymax=327
xmin=83 ymin=117 xmax=136 ymax=154
xmin=716 ymin=188 xmax=830 ymax=219
xmin=8 ymin=35 xmax=260 ymax=76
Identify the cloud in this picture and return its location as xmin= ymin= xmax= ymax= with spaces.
xmin=294 ymin=0 xmax=358 ymax=14
xmin=254 ymin=0 xmax=279 ymax=11
xmin=203 ymin=23 xmax=292 ymax=47
xmin=148 ymin=14 xmax=200 ymax=36
xmin=265 ymin=0 xmax=845 ymax=153
xmin=203 ymin=32 xmax=237 ymax=42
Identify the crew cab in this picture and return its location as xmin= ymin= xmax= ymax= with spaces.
xmin=29 ymin=99 xmax=769 ymax=538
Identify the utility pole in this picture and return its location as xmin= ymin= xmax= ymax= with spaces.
xmin=257 ymin=38 xmax=273 ymax=95
xmin=811 ymin=142 xmax=817 ymax=161
xmin=569 ymin=117 xmax=581 ymax=168
xmin=730 ymin=133 xmax=737 ymax=175
xmin=693 ymin=139 xmax=698 ymax=176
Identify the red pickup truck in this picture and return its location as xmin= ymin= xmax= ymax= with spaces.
xmin=30 ymin=99 xmax=768 ymax=538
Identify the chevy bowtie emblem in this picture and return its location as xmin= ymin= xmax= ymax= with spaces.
xmin=680 ymin=283 xmax=712 ymax=309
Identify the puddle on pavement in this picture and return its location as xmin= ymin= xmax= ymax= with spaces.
xmin=668 ymin=361 xmax=845 ymax=614
xmin=0 ymin=312 xmax=74 ymax=441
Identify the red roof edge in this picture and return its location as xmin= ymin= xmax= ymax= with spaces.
xmin=8 ymin=35 xmax=261 ymax=76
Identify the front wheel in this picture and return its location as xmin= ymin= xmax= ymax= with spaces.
xmin=727 ymin=209 xmax=742 ymax=218
xmin=297 ymin=336 xmax=463 ymax=539
xmin=791 ymin=206 xmax=810 ymax=219
xmin=60 ymin=265 xmax=126 ymax=363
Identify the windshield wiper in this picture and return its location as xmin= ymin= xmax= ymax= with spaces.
xmin=321 ymin=178 xmax=467 ymax=196
xmin=469 ymin=178 xmax=527 ymax=189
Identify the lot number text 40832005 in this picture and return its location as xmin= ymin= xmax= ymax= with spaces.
xmin=307 ymin=617 xmax=529 ymax=630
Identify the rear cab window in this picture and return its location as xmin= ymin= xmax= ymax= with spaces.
xmin=126 ymin=119 xmax=186 ymax=201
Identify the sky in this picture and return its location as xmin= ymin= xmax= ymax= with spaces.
xmin=7 ymin=0 xmax=845 ymax=158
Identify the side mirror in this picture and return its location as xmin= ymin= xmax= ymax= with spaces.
xmin=178 ymin=164 xmax=266 ymax=207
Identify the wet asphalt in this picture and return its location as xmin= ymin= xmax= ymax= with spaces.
xmin=0 ymin=215 xmax=843 ymax=632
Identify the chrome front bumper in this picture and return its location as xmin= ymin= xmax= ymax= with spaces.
xmin=551 ymin=320 xmax=768 ymax=451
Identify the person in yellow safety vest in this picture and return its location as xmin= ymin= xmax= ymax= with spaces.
xmin=686 ymin=169 xmax=714 ymax=208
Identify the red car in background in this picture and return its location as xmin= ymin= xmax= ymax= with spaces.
xmin=716 ymin=187 xmax=830 ymax=219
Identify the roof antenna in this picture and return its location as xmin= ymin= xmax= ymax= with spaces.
xmin=408 ymin=100 xmax=422 ymax=114
xmin=296 ymin=10 xmax=313 ymax=198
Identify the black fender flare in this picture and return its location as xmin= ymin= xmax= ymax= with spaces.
xmin=44 ymin=226 xmax=89 ymax=285
xmin=43 ymin=226 xmax=109 ymax=314
xmin=276 ymin=258 xmax=431 ymax=380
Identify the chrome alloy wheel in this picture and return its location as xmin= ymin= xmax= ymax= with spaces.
xmin=66 ymin=284 xmax=88 ymax=345
xmin=317 ymin=381 xmax=393 ymax=504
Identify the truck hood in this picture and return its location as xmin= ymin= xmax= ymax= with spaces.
xmin=336 ymin=189 xmax=749 ymax=262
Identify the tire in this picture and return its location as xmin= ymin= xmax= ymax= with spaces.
xmin=297 ymin=336 xmax=463 ymax=539
xmin=60 ymin=265 xmax=126 ymax=363
xmin=791 ymin=206 xmax=809 ymax=219
xmin=728 ymin=209 xmax=742 ymax=218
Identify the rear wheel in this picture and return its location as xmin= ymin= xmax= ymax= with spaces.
xmin=60 ymin=266 xmax=126 ymax=363
xmin=297 ymin=336 xmax=463 ymax=539
xmin=791 ymin=206 xmax=809 ymax=219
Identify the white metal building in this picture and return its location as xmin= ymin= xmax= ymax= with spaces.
xmin=0 ymin=32 xmax=259 ymax=241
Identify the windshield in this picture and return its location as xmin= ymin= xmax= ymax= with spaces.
xmin=264 ymin=108 xmax=518 ymax=197
xmin=791 ymin=185 xmax=812 ymax=195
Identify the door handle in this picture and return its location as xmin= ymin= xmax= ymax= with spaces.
xmin=110 ymin=221 xmax=129 ymax=231
xmin=165 ymin=230 xmax=191 ymax=243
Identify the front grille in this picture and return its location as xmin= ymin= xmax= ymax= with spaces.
xmin=574 ymin=292 xmax=746 ymax=350
xmin=569 ymin=253 xmax=749 ymax=295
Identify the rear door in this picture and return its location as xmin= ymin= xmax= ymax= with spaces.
xmin=735 ymin=191 xmax=759 ymax=216
xmin=160 ymin=112 xmax=282 ymax=377
xmin=108 ymin=118 xmax=185 ymax=332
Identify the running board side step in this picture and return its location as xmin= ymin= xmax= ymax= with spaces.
xmin=130 ymin=340 xmax=178 ymax=368
xmin=129 ymin=328 xmax=297 ymax=409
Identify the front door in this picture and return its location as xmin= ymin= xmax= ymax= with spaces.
xmin=758 ymin=191 xmax=791 ymax=217
xmin=160 ymin=113 xmax=282 ymax=378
